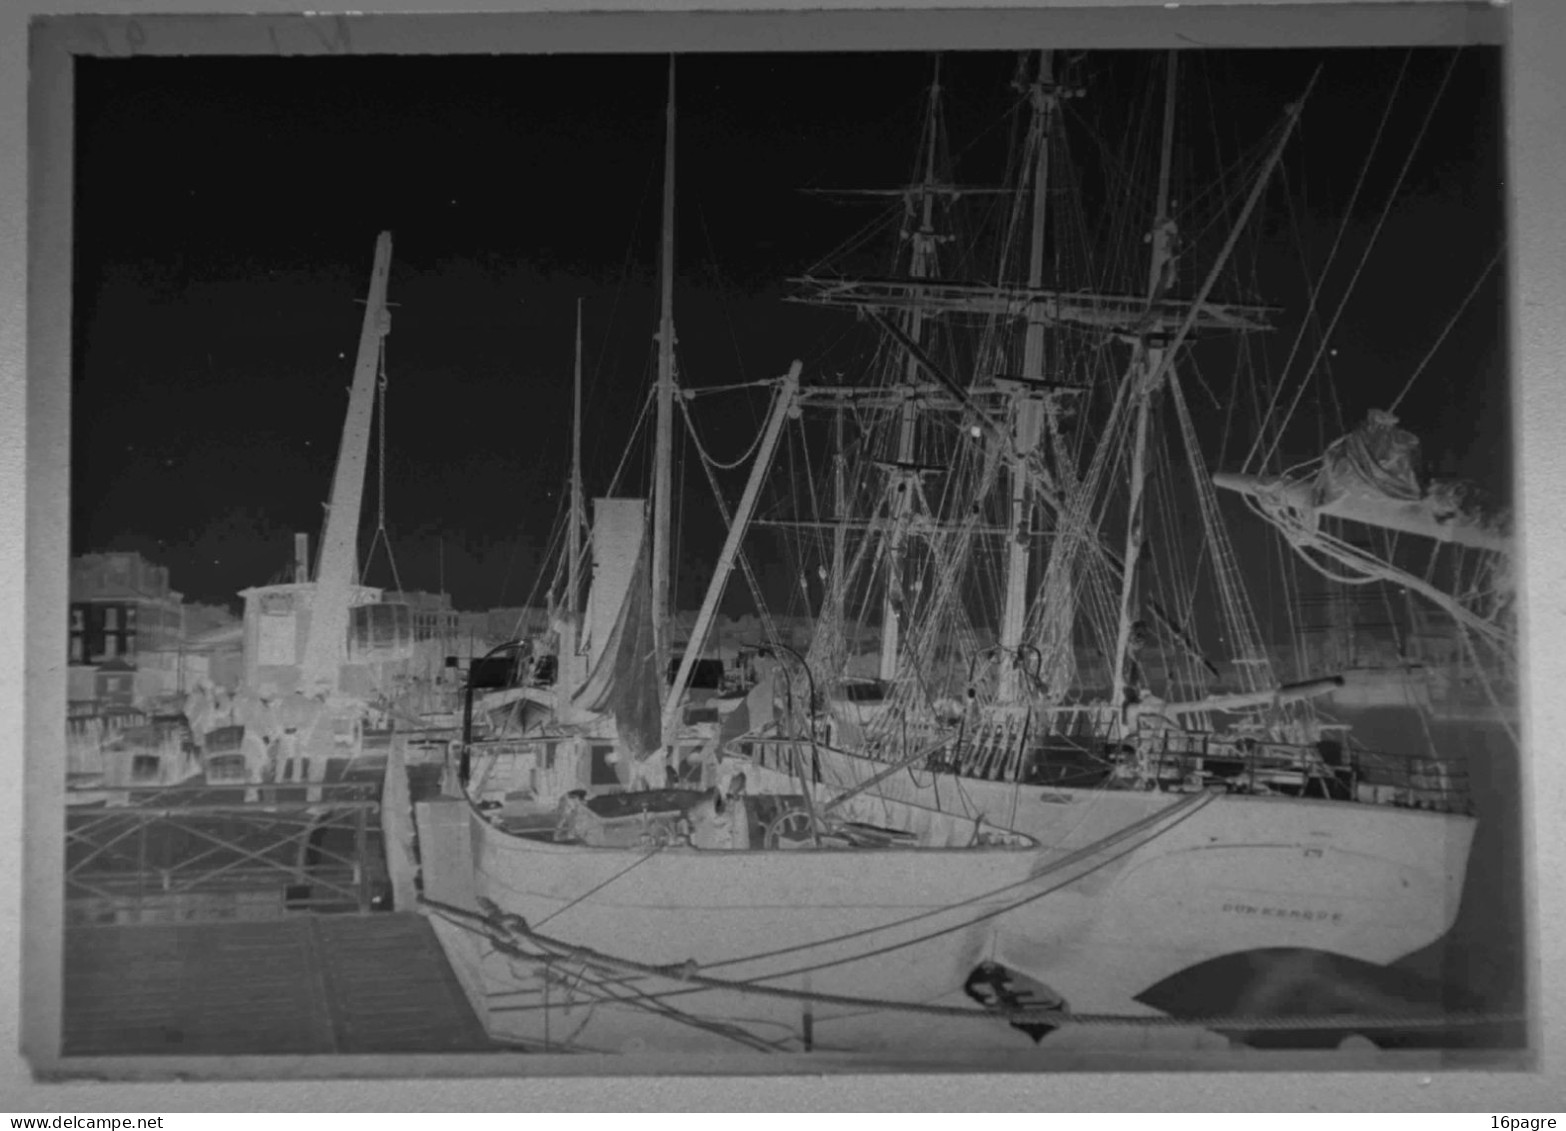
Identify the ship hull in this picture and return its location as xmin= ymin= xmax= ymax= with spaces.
xmin=751 ymin=745 xmax=1474 ymax=1012
xmin=419 ymin=790 xmax=1227 ymax=1055
xmin=415 ymin=768 xmax=1473 ymax=1056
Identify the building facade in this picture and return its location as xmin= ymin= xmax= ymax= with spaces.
xmin=389 ymin=590 xmax=461 ymax=642
xmin=68 ymin=551 xmax=228 ymax=708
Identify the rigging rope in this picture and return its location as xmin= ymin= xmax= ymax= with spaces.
xmin=1387 ymin=243 xmax=1506 ymax=414
xmin=1249 ymin=50 xmax=1459 ymax=475
xmin=683 ymin=383 xmax=778 ymax=470
xmin=1237 ymin=54 xmax=1405 ymax=475
xmin=360 ymin=340 xmax=405 ymax=596
xmin=607 ymin=385 xmax=657 ymax=496
xmin=1169 ymin=366 xmax=1273 ymax=690
xmin=1243 ymin=493 xmax=1512 ymax=658
xmin=534 ymin=844 xmax=666 ymax=931
xmin=495 ymin=944 xmax=783 ymax=1053
xmin=675 ymin=390 xmax=782 ymax=646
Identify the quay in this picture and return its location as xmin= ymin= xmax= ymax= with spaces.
xmin=61 ymin=746 xmax=500 ymax=1057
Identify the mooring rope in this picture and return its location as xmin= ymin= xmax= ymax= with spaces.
xmin=425 ymin=895 xmax=1521 ymax=1036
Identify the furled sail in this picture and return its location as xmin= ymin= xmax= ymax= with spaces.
xmin=1315 ymin=409 xmax=1423 ymax=506
xmin=573 ymin=537 xmax=664 ymax=761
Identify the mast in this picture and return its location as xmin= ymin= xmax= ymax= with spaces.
xmin=880 ymin=59 xmax=943 ymax=685
xmin=568 ymin=297 xmax=586 ymax=616
xmin=652 ymin=56 xmax=677 ymax=680
xmin=788 ymin=56 xmax=1303 ymax=719
xmin=997 ymin=50 xmax=1057 ymax=703
xmin=831 ymin=400 xmax=848 ymax=619
xmin=1110 ymin=51 xmax=1179 ymax=716
xmin=300 ymin=231 xmax=394 ymax=693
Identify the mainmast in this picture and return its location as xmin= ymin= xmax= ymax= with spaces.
xmin=568 ymin=297 xmax=586 ymax=617
xmin=997 ymin=50 xmax=1058 ymax=704
xmin=879 ymin=60 xmax=944 ymax=685
xmin=1110 ymin=50 xmax=1180 ymax=716
xmin=652 ymin=56 xmax=677 ymax=679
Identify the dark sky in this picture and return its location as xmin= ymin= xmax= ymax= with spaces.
xmin=71 ymin=47 xmax=1506 ymax=615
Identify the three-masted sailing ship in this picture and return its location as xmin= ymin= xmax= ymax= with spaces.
xmin=415 ymin=51 xmax=1485 ymax=1057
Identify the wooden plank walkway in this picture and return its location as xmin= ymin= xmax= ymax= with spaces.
xmin=63 ymin=912 xmax=499 ymax=1056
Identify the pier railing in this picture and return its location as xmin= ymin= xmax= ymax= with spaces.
xmin=65 ymin=781 xmax=388 ymax=924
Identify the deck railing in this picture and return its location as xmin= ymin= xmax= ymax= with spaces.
xmin=734 ymin=728 xmax=1472 ymax=815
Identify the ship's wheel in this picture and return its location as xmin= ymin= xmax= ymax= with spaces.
xmin=763 ymin=808 xmax=816 ymax=849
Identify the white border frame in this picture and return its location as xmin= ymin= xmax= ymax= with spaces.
xmin=4 ymin=0 xmax=1561 ymax=1111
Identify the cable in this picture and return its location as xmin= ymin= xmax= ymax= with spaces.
xmin=1252 ymin=50 xmax=1461 ymax=473
xmin=431 ymin=895 xmax=1522 ymax=1036
xmin=1387 ymin=244 xmax=1505 ymax=414
xmin=534 ymin=844 xmax=663 ymax=930
xmin=1240 ymin=52 xmax=1412 ymax=476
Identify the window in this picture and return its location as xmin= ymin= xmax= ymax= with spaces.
xmin=70 ymin=608 xmax=83 ymax=632
xmin=205 ymin=754 xmax=248 ymax=784
xmin=667 ymin=656 xmax=725 ymax=689
xmin=589 ymin=744 xmax=620 ymax=786
xmin=69 ymin=637 xmax=83 ymax=663
xmin=131 ymin=754 xmax=161 ymax=781
xmin=842 ymin=680 xmax=890 ymax=703
xmin=104 ymin=607 xmax=119 ymax=631
xmin=351 ymin=602 xmax=413 ymax=655
xmin=103 ymin=636 xmax=118 ymax=659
